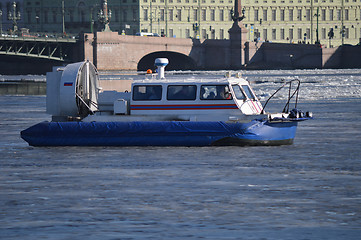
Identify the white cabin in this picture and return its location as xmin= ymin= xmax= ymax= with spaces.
xmin=46 ymin=59 xmax=265 ymax=123
xmin=83 ymin=74 xmax=264 ymax=122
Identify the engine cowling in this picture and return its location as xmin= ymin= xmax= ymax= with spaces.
xmin=46 ymin=61 xmax=100 ymax=120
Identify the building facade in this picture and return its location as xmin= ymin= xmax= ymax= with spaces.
xmin=2 ymin=0 xmax=359 ymax=47
xmin=19 ymin=0 xmax=235 ymax=39
xmin=242 ymin=0 xmax=361 ymax=47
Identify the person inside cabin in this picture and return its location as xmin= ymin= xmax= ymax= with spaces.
xmin=216 ymin=85 xmax=232 ymax=99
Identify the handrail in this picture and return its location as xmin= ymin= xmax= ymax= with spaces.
xmin=261 ymin=79 xmax=301 ymax=114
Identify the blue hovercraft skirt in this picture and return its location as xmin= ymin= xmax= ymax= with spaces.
xmin=20 ymin=119 xmax=298 ymax=147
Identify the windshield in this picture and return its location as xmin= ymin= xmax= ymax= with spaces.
xmin=241 ymin=85 xmax=256 ymax=100
xmin=232 ymin=85 xmax=246 ymax=100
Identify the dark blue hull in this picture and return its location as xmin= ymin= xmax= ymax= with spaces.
xmin=20 ymin=120 xmax=298 ymax=147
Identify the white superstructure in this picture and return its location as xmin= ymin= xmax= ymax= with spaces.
xmin=46 ymin=59 xmax=265 ymax=123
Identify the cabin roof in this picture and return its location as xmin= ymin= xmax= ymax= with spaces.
xmin=133 ymin=76 xmax=248 ymax=85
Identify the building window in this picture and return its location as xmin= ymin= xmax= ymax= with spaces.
xmin=123 ymin=10 xmax=127 ymax=21
xmin=272 ymin=29 xmax=276 ymax=40
xmin=263 ymin=9 xmax=267 ymax=21
xmin=211 ymin=9 xmax=215 ymax=21
xmin=133 ymin=9 xmax=137 ymax=20
xmin=160 ymin=9 xmax=165 ymax=21
xmin=220 ymin=29 xmax=224 ymax=39
xmin=280 ymin=9 xmax=285 ymax=21
xmin=114 ymin=9 xmax=119 ymax=22
xmin=169 ymin=28 xmax=174 ymax=37
xmin=44 ymin=10 xmax=48 ymax=23
xmin=144 ymin=9 xmax=148 ymax=21
xmin=321 ymin=28 xmax=326 ymax=39
xmin=329 ymin=9 xmax=333 ymax=21
xmin=202 ymin=29 xmax=206 ymax=39
xmin=263 ymin=29 xmax=268 ymax=40
xmin=272 ymin=9 xmax=276 ymax=21
xmin=193 ymin=9 xmax=198 ymax=21
xmin=219 ymin=9 xmax=224 ymax=21
xmin=254 ymin=9 xmax=259 ymax=21
xmin=297 ymin=9 xmax=302 ymax=21
xmin=306 ymin=28 xmax=310 ymax=39
xmin=321 ymin=9 xmax=326 ymax=21
xmin=254 ymin=29 xmax=260 ymax=41
xmin=185 ymin=28 xmax=190 ymax=38
xmin=281 ymin=28 xmax=285 ymax=39
xmin=27 ymin=11 xmax=32 ymax=23
xmin=306 ymin=9 xmax=310 ymax=21
xmin=345 ymin=9 xmax=349 ymax=21
xmin=53 ymin=12 xmax=57 ymax=23
xmin=337 ymin=9 xmax=341 ymax=21
xmin=289 ymin=28 xmax=293 ymax=41
xmin=289 ymin=8 xmax=293 ymax=21
xmin=202 ymin=9 xmax=206 ymax=21
xmin=177 ymin=9 xmax=181 ymax=21
xmin=169 ymin=9 xmax=173 ymax=21
xmin=211 ymin=29 xmax=215 ymax=39
xmin=297 ymin=28 xmax=302 ymax=39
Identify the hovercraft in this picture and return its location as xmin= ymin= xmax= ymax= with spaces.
xmin=21 ymin=58 xmax=312 ymax=146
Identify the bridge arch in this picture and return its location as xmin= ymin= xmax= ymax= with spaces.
xmin=137 ymin=51 xmax=196 ymax=71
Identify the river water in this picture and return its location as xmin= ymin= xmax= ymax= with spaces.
xmin=1 ymin=69 xmax=361 ymax=239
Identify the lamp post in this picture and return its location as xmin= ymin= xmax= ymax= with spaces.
xmin=230 ymin=1 xmax=245 ymax=22
xmin=98 ymin=0 xmax=112 ymax=32
xmin=310 ymin=0 xmax=313 ymax=44
xmin=35 ymin=15 xmax=39 ymax=33
xmin=8 ymin=1 xmax=21 ymax=33
xmin=315 ymin=7 xmax=320 ymax=44
xmin=150 ymin=0 xmax=153 ymax=33
xmin=0 ymin=10 xmax=3 ymax=35
xmin=62 ymin=0 xmax=66 ymax=36
xmin=341 ymin=0 xmax=344 ymax=45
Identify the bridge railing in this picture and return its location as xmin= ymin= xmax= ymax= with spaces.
xmin=0 ymin=33 xmax=78 ymax=43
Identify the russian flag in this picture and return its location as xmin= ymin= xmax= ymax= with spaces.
xmin=64 ymin=82 xmax=73 ymax=86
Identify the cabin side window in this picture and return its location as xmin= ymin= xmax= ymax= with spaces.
xmin=241 ymin=85 xmax=256 ymax=100
xmin=132 ymin=85 xmax=162 ymax=101
xmin=232 ymin=85 xmax=246 ymax=100
xmin=200 ymin=85 xmax=232 ymax=100
xmin=167 ymin=85 xmax=197 ymax=100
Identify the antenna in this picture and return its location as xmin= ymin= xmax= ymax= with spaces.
xmin=154 ymin=58 xmax=169 ymax=79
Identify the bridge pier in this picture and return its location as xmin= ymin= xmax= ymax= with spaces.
xmin=228 ymin=21 xmax=248 ymax=69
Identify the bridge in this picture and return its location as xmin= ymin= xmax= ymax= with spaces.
xmin=0 ymin=35 xmax=78 ymax=61
xmin=0 ymin=29 xmax=245 ymax=74
xmin=82 ymin=30 xmax=245 ymax=72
